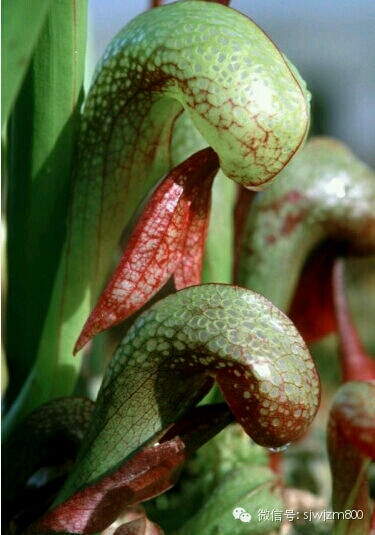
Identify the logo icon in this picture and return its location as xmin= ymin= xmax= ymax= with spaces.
xmin=233 ymin=507 xmax=252 ymax=523
xmin=240 ymin=511 xmax=252 ymax=522
xmin=233 ymin=507 xmax=246 ymax=519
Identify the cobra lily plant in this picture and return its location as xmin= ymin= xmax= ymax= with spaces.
xmin=2 ymin=1 xmax=375 ymax=534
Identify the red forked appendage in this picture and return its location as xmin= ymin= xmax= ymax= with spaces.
xmin=74 ymin=148 xmax=219 ymax=354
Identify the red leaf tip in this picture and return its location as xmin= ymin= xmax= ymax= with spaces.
xmin=74 ymin=148 xmax=219 ymax=353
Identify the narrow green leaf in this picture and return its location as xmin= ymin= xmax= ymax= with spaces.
xmin=1 ymin=0 xmax=52 ymax=129
xmin=4 ymin=0 xmax=87 ymax=409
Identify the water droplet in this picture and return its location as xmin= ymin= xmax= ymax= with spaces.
xmin=268 ymin=442 xmax=290 ymax=453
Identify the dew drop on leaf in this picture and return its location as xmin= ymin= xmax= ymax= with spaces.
xmin=268 ymin=442 xmax=291 ymax=453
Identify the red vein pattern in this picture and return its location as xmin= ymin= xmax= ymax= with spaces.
xmin=28 ymin=438 xmax=186 ymax=534
xmin=27 ymin=404 xmax=231 ymax=534
xmin=74 ymin=148 xmax=219 ymax=353
xmin=174 ymin=168 xmax=215 ymax=289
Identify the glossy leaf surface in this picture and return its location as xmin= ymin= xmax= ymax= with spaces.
xmin=60 ymin=284 xmax=320 ymax=506
xmin=238 ymin=137 xmax=375 ymax=325
xmin=5 ymin=0 xmax=310 ymax=434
